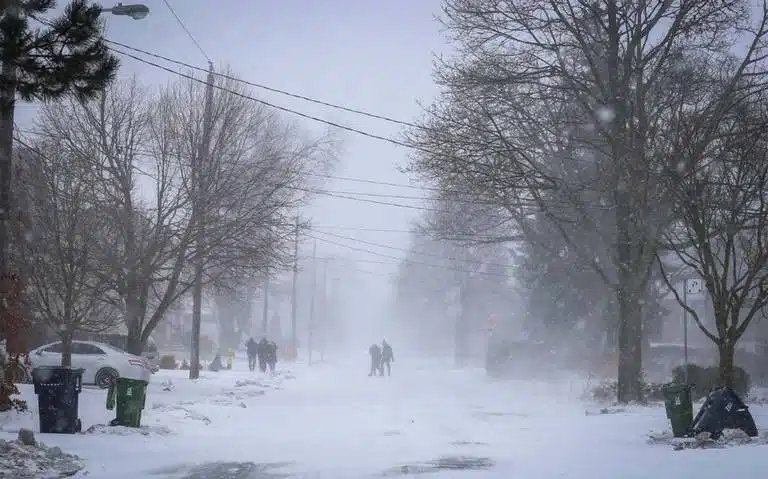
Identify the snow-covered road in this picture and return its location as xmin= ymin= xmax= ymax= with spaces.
xmin=3 ymin=355 xmax=768 ymax=478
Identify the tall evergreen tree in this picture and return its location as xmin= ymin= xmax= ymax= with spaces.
xmin=0 ymin=0 xmax=118 ymax=275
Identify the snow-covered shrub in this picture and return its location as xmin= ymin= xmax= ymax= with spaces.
xmin=589 ymin=378 xmax=665 ymax=402
xmin=671 ymin=364 xmax=751 ymax=399
xmin=159 ymin=354 xmax=177 ymax=370
xmin=642 ymin=381 xmax=666 ymax=401
xmin=590 ymin=379 xmax=617 ymax=402
xmin=671 ymin=364 xmax=710 ymax=399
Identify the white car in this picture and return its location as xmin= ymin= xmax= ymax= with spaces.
xmin=28 ymin=340 xmax=152 ymax=389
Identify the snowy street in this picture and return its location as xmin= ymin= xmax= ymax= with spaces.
xmin=3 ymin=356 xmax=768 ymax=478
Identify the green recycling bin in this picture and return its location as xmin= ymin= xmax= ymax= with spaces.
xmin=106 ymin=377 xmax=148 ymax=428
xmin=662 ymin=383 xmax=693 ymax=438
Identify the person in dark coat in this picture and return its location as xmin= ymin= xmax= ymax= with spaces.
xmin=209 ymin=354 xmax=223 ymax=372
xmin=257 ymin=337 xmax=269 ymax=373
xmin=267 ymin=341 xmax=278 ymax=375
xmin=368 ymin=343 xmax=382 ymax=376
xmin=380 ymin=340 xmax=394 ymax=376
xmin=246 ymin=337 xmax=258 ymax=372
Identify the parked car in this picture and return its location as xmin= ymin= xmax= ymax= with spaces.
xmin=27 ymin=340 xmax=151 ymax=388
xmin=75 ymin=333 xmax=160 ymax=373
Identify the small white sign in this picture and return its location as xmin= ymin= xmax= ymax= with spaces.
xmin=686 ymin=279 xmax=703 ymax=295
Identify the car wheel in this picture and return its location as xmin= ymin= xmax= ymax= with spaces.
xmin=95 ymin=368 xmax=118 ymax=389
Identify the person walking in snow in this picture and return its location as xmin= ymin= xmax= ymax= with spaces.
xmin=246 ymin=337 xmax=258 ymax=372
xmin=380 ymin=340 xmax=394 ymax=376
xmin=257 ymin=337 xmax=269 ymax=373
xmin=266 ymin=341 xmax=278 ymax=375
xmin=368 ymin=343 xmax=382 ymax=376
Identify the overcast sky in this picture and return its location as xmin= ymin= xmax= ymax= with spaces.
xmin=16 ymin=0 xmax=448 ymax=337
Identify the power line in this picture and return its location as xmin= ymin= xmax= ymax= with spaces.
xmin=310 ymin=225 xmax=504 ymax=237
xmin=308 ymin=234 xmax=512 ymax=278
xmin=18 ymin=126 xmax=615 ymax=214
xmin=311 ymin=226 xmax=415 ymax=233
xmin=161 ymin=0 xmax=212 ymax=64
xmin=14 ymin=138 xmax=502 ymax=278
xmin=107 ymin=45 xmax=431 ymax=155
xmin=307 ymin=172 xmax=448 ymax=193
xmin=103 ymin=38 xmax=419 ymax=130
xmin=310 ymin=225 xmax=513 ymax=242
xmin=288 ymin=185 xmax=445 ymax=213
xmin=291 ymin=184 xmax=613 ymax=211
xmin=313 ymin=229 xmax=514 ymax=268
xmin=18 ymin=126 xmax=480 ymax=197
xmin=21 ymin=124 xmax=614 ymax=213
xmin=13 ymin=135 xmax=399 ymax=284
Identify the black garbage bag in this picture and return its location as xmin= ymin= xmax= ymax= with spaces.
xmin=689 ymin=386 xmax=758 ymax=439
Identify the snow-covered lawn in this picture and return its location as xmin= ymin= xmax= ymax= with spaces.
xmin=2 ymin=355 xmax=768 ymax=478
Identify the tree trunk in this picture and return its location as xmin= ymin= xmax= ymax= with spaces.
xmin=0 ymin=61 xmax=17 ymax=277
xmin=123 ymin=288 xmax=151 ymax=356
xmin=125 ymin=323 xmax=144 ymax=356
xmin=718 ymin=340 xmax=735 ymax=389
xmin=617 ymin=285 xmax=644 ymax=403
xmin=60 ymin=332 xmax=73 ymax=368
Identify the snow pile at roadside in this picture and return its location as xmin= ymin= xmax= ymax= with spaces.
xmin=648 ymin=428 xmax=768 ymax=450
xmin=149 ymin=402 xmax=212 ymax=425
xmin=0 ymin=430 xmax=83 ymax=478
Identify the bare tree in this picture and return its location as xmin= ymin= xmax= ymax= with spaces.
xmin=34 ymin=79 xmax=188 ymax=356
xmin=159 ymin=70 xmax=337 ymax=291
xmin=18 ymin=140 xmax=120 ymax=367
xmin=159 ymin=69 xmax=337 ymax=375
xmin=658 ymin=98 xmax=768 ymax=387
xmin=34 ymin=72 xmax=338 ymax=358
xmin=406 ymin=0 xmax=768 ymax=402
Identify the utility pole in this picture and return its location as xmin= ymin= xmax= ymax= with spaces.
xmin=290 ymin=216 xmax=299 ymax=360
xmin=320 ymin=258 xmax=328 ymax=362
xmin=189 ymin=62 xmax=215 ymax=380
xmin=261 ymin=273 xmax=269 ymax=335
xmin=308 ymin=240 xmax=317 ymax=365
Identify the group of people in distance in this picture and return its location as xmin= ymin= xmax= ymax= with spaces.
xmin=246 ymin=337 xmax=278 ymax=374
xmin=368 ymin=340 xmax=394 ymax=376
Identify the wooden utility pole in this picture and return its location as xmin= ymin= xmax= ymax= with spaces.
xmin=308 ymin=240 xmax=317 ymax=365
xmin=189 ymin=62 xmax=215 ymax=380
xmin=290 ymin=216 xmax=299 ymax=359
xmin=320 ymin=258 xmax=327 ymax=362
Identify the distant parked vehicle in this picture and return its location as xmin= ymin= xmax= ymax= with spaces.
xmin=27 ymin=340 xmax=152 ymax=388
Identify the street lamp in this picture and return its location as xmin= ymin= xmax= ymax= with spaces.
xmin=101 ymin=3 xmax=150 ymax=20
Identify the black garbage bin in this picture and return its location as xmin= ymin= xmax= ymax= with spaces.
xmin=690 ymin=386 xmax=758 ymax=439
xmin=31 ymin=367 xmax=84 ymax=434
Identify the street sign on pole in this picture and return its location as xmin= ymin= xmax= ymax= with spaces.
xmin=686 ymin=279 xmax=703 ymax=295
xmin=682 ymin=277 xmax=703 ymax=383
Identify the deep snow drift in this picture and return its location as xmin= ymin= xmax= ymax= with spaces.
xmin=2 ymin=353 xmax=768 ymax=478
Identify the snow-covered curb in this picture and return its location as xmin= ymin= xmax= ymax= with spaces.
xmin=648 ymin=428 xmax=768 ymax=450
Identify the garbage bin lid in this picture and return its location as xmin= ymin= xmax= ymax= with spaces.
xmin=32 ymin=366 xmax=85 ymax=372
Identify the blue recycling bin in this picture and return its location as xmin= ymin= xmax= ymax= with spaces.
xmin=31 ymin=367 xmax=84 ymax=434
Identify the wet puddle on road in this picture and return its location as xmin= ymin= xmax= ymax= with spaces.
xmin=381 ymin=456 xmax=495 ymax=476
xmin=152 ymin=461 xmax=294 ymax=479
